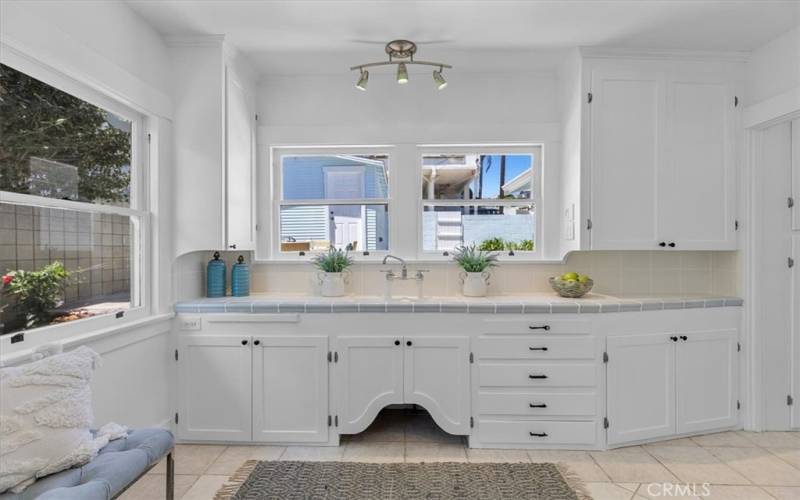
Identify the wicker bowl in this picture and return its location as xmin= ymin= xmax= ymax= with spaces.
xmin=549 ymin=277 xmax=594 ymax=298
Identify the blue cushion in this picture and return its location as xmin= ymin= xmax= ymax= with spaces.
xmin=0 ymin=428 xmax=174 ymax=500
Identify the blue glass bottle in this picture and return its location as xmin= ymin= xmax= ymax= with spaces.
xmin=231 ymin=255 xmax=250 ymax=297
xmin=206 ymin=251 xmax=226 ymax=298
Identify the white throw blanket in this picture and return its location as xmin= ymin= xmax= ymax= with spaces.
xmin=0 ymin=346 xmax=127 ymax=493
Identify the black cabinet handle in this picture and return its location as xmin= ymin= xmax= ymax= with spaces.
xmin=241 ymin=340 xmax=249 ymax=346
xmin=668 ymin=242 xmax=676 ymax=248
xmin=529 ymin=347 xmax=549 ymax=351
xmin=529 ymin=374 xmax=548 ymax=379
xmin=670 ymin=336 xmax=678 ymax=342
xmin=253 ymin=340 xmax=261 ymax=346
xmin=394 ymin=340 xmax=400 ymax=346
xmin=406 ymin=340 xmax=412 ymax=347
xmin=529 ymin=403 xmax=548 ymax=408
xmin=529 ymin=325 xmax=551 ymax=331
xmin=229 ymin=244 xmax=237 ymax=249
xmin=679 ymin=335 xmax=687 ymax=341
xmin=659 ymin=242 xmax=667 ymax=247
xmin=529 ymin=432 xmax=548 ymax=437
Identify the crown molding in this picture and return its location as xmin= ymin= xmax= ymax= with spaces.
xmin=164 ymin=34 xmax=226 ymax=47
xmin=579 ymin=46 xmax=750 ymax=63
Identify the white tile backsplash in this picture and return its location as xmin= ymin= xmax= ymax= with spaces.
xmin=174 ymin=250 xmax=741 ymax=299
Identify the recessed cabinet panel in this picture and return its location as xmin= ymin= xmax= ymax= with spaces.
xmin=337 ymin=336 xmax=404 ymax=434
xmin=225 ymin=67 xmax=255 ymax=251
xmin=793 ymin=119 xmax=800 ymax=231
xmin=477 ymin=336 xmax=595 ymax=359
xmin=589 ymin=70 xmax=662 ymax=249
xmin=793 ymin=235 xmax=800 ymax=429
xmin=676 ymin=330 xmax=737 ymax=434
xmin=404 ymin=337 xmax=470 ymax=434
xmin=661 ymin=79 xmax=735 ymax=249
xmin=479 ymin=363 xmax=595 ymax=387
xmin=177 ymin=335 xmax=252 ymax=442
xmin=606 ymin=334 xmax=675 ymax=445
xmin=252 ymin=336 xmax=329 ymax=443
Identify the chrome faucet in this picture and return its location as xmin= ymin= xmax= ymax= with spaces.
xmin=381 ymin=255 xmax=428 ymax=281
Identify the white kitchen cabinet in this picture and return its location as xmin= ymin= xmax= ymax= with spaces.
xmin=676 ymin=330 xmax=738 ymax=434
xmin=606 ymin=334 xmax=676 ymax=446
xmin=177 ymin=334 xmax=253 ymax=442
xmin=793 ymin=235 xmax=800 ymax=429
xmin=252 ymin=336 xmax=329 ymax=443
xmin=404 ymin=337 xmax=471 ymax=435
xmin=588 ymin=69 xmax=663 ymax=250
xmin=607 ymin=329 xmax=738 ymax=446
xmin=793 ymin=119 xmax=800 ymax=231
xmin=336 ymin=336 xmax=404 ymax=434
xmin=584 ymin=59 xmax=740 ymax=251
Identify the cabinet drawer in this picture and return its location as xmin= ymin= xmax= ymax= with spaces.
xmin=477 ymin=336 xmax=595 ymax=360
xmin=478 ymin=419 xmax=596 ymax=445
xmin=478 ymin=392 xmax=597 ymax=417
xmin=482 ymin=319 xmax=590 ymax=335
xmin=479 ymin=363 xmax=596 ymax=387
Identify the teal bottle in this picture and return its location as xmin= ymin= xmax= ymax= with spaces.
xmin=206 ymin=252 xmax=226 ymax=298
xmin=231 ymin=255 xmax=250 ymax=297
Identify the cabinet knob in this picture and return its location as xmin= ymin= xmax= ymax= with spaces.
xmin=529 ymin=432 xmax=548 ymax=437
xmin=670 ymin=336 xmax=678 ymax=342
xmin=406 ymin=340 xmax=412 ymax=347
xmin=659 ymin=242 xmax=667 ymax=247
xmin=394 ymin=340 xmax=400 ymax=346
xmin=253 ymin=340 xmax=261 ymax=346
xmin=668 ymin=242 xmax=676 ymax=248
xmin=679 ymin=335 xmax=687 ymax=341
xmin=241 ymin=339 xmax=249 ymax=346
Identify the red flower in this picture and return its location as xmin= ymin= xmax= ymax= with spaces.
xmin=2 ymin=274 xmax=13 ymax=286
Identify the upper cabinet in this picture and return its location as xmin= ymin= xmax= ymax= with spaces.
xmin=170 ymin=37 xmax=257 ymax=257
xmin=792 ymin=119 xmax=800 ymax=231
xmin=581 ymin=55 xmax=743 ymax=251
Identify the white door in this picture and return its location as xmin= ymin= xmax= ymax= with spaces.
xmin=225 ymin=66 xmax=255 ymax=251
xmin=177 ymin=335 xmax=252 ymax=442
xmin=660 ymin=77 xmax=736 ymax=249
xmin=252 ymin=336 xmax=329 ymax=443
xmin=606 ymin=334 xmax=676 ymax=446
xmin=337 ymin=336 xmax=404 ymax=434
xmin=589 ymin=69 xmax=664 ymax=250
xmin=404 ymin=337 xmax=471 ymax=435
xmin=793 ymin=235 xmax=800 ymax=429
xmin=676 ymin=330 xmax=738 ymax=433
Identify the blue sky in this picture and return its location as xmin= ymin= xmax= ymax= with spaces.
xmin=473 ymin=154 xmax=532 ymax=198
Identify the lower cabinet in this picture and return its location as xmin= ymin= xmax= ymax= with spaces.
xmin=177 ymin=334 xmax=329 ymax=443
xmin=336 ymin=336 xmax=470 ymax=435
xmin=606 ymin=329 xmax=737 ymax=446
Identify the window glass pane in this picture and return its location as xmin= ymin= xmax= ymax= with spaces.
xmin=1 ymin=202 xmax=135 ymax=336
xmin=0 ymin=64 xmax=133 ymax=207
xmin=422 ymin=154 xmax=533 ymax=201
xmin=279 ymin=204 xmax=389 ymax=252
xmin=282 ymin=155 xmax=389 ymax=201
xmin=422 ymin=204 xmax=535 ymax=252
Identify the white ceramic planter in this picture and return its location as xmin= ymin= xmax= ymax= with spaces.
xmin=460 ymin=271 xmax=491 ymax=297
xmin=317 ymin=271 xmax=350 ymax=297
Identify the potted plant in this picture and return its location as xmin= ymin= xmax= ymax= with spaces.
xmin=452 ymin=244 xmax=498 ymax=297
xmin=311 ymin=247 xmax=354 ymax=297
xmin=2 ymin=261 xmax=70 ymax=332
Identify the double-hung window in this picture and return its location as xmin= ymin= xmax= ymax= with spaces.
xmin=273 ymin=148 xmax=391 ymax=256
xmin=0 ymin=63 xmax=148 ymax=339
xmin=419 ymin=145 xmax=542 ymax=257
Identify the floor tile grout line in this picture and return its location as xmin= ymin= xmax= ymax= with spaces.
xmin=586 ymin=450 xmax=614 ymax=482
xmin=761 ymin=446 xmax=800 ymax=473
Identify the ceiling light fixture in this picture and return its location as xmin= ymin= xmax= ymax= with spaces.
xmin=351 ymin=39 xmax=451 ymax=90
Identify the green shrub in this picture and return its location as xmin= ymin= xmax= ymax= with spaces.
xmin=311 ymin=247 xmax=354 ymax=273
xmin=453 ymin=244 xmax=499 ymax=273
xmin=478 ymin=237 xmax=506 ymax=251
xmin=2 ymin=261 xmax=70 ymax=329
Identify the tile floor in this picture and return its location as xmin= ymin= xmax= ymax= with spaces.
xmin=122 ymin=411 xmax=800 ymax=500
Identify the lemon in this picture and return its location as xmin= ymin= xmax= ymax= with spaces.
xmin=577 ymin=274 xmax=590 ymax=284
xmin=561 ymin=272 xmax=579 ymax=281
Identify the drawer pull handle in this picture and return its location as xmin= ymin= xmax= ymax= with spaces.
xmin=529 ymin=432 xmax=548 ymax=437
xmin=529 ymin=347 xmax=549 ymax=351
xmin=529 ymin=403 xmax=548 ymax=408
xmin=529 ymin=325 xmax=551 ymax=331
xmin=528 ymin=374 xmax=548 ymax=379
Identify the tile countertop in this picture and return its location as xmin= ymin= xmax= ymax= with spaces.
xmin=174 ymin=293 xmax=743 ymax=314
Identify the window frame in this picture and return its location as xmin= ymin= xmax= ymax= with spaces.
xmin=270 ymin=145 xmax=395 ymax=261
xmin=0 ymin=61 xmax=151 ymax=346
xmin=416 ymin=144 xmax=544 ymax=260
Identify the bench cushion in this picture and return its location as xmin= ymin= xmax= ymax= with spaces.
xmin=0 ymin=428 xmax=174 ymax=500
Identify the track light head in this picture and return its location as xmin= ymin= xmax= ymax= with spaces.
xmin=356 ymin=69 xmax=369 ymax=91
xmin=433 ymin=68 xmax=447 ymax=90
xmin=396 ymin=63 xmax=409 ymax=84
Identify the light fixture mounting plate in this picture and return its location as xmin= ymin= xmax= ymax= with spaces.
xmin=385 ymin=40 xmax=417 ymax=60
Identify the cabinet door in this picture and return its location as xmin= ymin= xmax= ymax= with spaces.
xmin=606 ymin=334 xmax=675 ymax=446
xmin=793 ymin=119 xmax=800 ymax=231
xmin=661 ymin=77 xmax=736 ymax=249
xmin=336 ymin=336 xmax=403 ymax=434
xmin=225 ymin=66 xmax=255 ymax=251
xmin=676 ymin=330 xmax=738 ymax=434
xmin=792 ymin=235 xmax=800 ymax=429
xmin=177 ymin=335 xmax=252 ymax=441
xmin=404 ymin=337 xmax=471 ymax=435
xmin=589 ymin=70 xmax=663 ymax=249
xmin=252 ymin=336 xmax=329 ymax=443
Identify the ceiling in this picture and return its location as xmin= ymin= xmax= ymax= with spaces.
xmin=125 ymin=0 xmax=800 ymax=75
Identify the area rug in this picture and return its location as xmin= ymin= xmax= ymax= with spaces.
xmin=214 ymin=460 xmax=590 ymax=500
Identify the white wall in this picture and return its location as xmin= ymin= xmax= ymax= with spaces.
xmin=746 ymin=25 xmax=800 ymax=106
xmin=0 ymin=0 xmax=175 ymax=429
xmin=557 ymin=49 xmax=583 ymax=256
